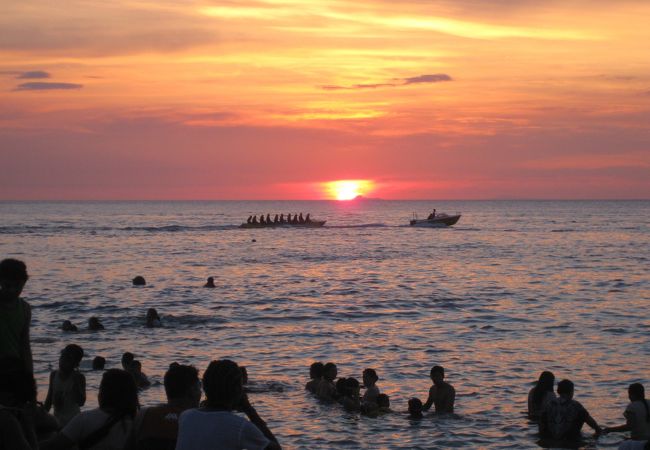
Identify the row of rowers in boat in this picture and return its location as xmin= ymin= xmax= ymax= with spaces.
xmin=240 ymin=213 xmax=326 ymax=228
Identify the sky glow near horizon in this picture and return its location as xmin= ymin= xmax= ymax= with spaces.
xmin=1 ymin=0 xmax=649 ymax=199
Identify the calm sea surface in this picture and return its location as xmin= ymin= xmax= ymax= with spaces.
xmin=1 ymin=200 xmax=649 ymax=449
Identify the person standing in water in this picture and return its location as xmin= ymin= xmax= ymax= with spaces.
xmin=44 ymin=344 xmax=86 ymax=427
xmin=0 ymin=258 xmax=33 ymax=373
xmin=422 ymin=365 xmax=455 ymax=414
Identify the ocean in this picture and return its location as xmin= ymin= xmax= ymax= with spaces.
xmin=1 ymin=200 xmax=649 ymax=449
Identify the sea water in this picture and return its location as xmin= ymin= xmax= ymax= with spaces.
xmin=1 ymin=200 xmax=649 ymax=449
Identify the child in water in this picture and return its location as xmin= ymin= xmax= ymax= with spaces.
xmin=145 ymin=308 xmax=161 ymax=328
xmin=129 ymin=360 xmax=151 ymax=388
xmin=316 ymin=362 xmax=338 ymax=401
xmin=44 ymin=344 xmax=86 ymax=427
xmin=362 ymin=368 xmax=381 ymax=407
xmin=88 ymin=316 xmax=104 ymax=330
xmin=408 ymin=397 xmax=424 ymax=419
xmin=61 ymin=320 xmax=77 ymax=332
xmin=306 ymin=362 xmax=324 ymax=394
xmin=341 ymin=378 xmax=362 ymax=412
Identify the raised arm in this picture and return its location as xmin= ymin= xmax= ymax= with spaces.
xmin=422 ymin=386 xmax=434 ymax=411
xmin=240 ymin=394 xmax=281 ymax=450
xmin=43 ymin=371 xmax=55 ymax=412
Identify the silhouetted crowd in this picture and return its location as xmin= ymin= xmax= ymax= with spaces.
xmin=1 ymin=258 xmax=648 ymax=450
xmin=246 ymin=213 xmax=311 ymax=225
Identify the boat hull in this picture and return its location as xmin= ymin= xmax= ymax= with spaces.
xmin=240 ymin=220 xmax=326 ymax=229
xmin=409 ymin=214 xmax=461 ymax=227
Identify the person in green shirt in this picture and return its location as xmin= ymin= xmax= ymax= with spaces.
xmin=0 ymin=259 xmax=33 ymax=373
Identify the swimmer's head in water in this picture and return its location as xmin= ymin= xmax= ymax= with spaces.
xmin=557 ymin=379 xmax=574 ymax=398
xmin=323 ymin=362 xmax=337 ymax=381
xmin=363 ymin=368 xmax=378 ymax=386
xmin=61 ymin=320 xmax=77 ymax=332
xmin=309 ymin=362 xmax=324 ymax=380
xmin=132 ymin=276 xmax=146 ymax=286
xmin=92 ymin=356 xmax=106 ymax=370
xmin=121 ymin=352 xmax=135 ymax=369
xmin=88 ymin=316 xmax=104 ymax=330
xmin=205 ymin=277 xmax=216 ymax=287
xmin=430 ymin=365 xmax=445 ymax=383
xmin=377 ymin=393 xmax=390 ymax=408
xmin=408 ymin=397 xmax=423 ymax=413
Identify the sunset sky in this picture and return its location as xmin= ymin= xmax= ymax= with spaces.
xmin=1 ymin=0 xmax=649 ymax=199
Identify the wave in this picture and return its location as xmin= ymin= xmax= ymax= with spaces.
xmin=0 ymin=224 xmax=241 ymax=234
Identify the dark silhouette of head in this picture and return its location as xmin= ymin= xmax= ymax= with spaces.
xmin=0 ymin=258 xmax=29 ymax=301
xmin=88 ymin=316 xmax=104 ymax=330
xmin=98 ymin=369 xmax=139 ymax=418
xmin=629 ymin=383 xmax=649 ymax=423
xmin=121 ymin=352 xmax=135 ymax=370
xmin=344 ymin=377 xmax=360 ymax=396
xmin=61 ymin=320 xmax=78 ymax=332
xmin=362 ymin=368 xmax=378 ymax=385
xmin=205 ymin=277 xmax=216 ymax=288
xmin=430 ymin=365 xmax=445 ymax=384
xmin=309 ymin=362 xmax=324 ymax=380
xmin=335 ymin=377 xmax=347 ymax=396
xmin=377 ymin=393 xmax=390 ymax=408
xmin=202 ymin=359 xmax=243 ymax=410
xmin=533 ymin=371 xmax=555 ymax=406
xmin=92 ymin=356 xmax=106 ymax=370
xmin=164 ymin=363 xmax=201 ymax=406
xmin=323 ymin=362 xmax=337 ymax=381
xmin=132 ymin=276 xmax=146 ymax=286
xmin=557 ymin=379 xmax=574 ymax=399
xmin=408 ymin=397 xmax=423 ymax=418
xmin=61 ymin=344 xmax=84 ymax=370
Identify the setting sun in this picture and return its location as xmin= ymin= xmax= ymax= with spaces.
xmin=324 ymin=180 xmax=374 ymax=200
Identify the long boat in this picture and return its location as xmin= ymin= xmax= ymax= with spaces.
xmin=409 ymin=213 xmax=461 ymax=227
xmin=240 ymin=220 xmax=326 ymax=229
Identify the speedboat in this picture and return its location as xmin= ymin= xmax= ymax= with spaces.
xmin=409 ymin=213 xmax=461 ymax=227
xmin=240 ymin=220 xmax=326 ymax=229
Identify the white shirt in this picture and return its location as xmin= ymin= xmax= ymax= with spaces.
xmin=62 ymin=408 xmax=132 ymax=450
xmin=175 ymin=408 xmax=269 ymax=450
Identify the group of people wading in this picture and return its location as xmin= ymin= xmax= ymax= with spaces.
xmin=246 ymin=213 xmax=311 ymax=225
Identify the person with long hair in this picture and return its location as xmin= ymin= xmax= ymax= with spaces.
xmin=528 ymin=371 xmax=556 ymax=420
xmin=604 ymin=383 xmax=650 ymax=448
xmin=42 ymin=368 xmax=138 ymax=450
xmin=175 ymin=359 xmax=280 ymax=450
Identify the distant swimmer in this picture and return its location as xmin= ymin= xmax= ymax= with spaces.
xmin=280 ymin=214 xmax=285 ymax=223
xmin=260 ymin=215 xmax=266 ymax=225
xmin=61 ymin=320 xmax=78 ymax=332
xmin=252 ymin=215 xmax=258 ymax=224
xmin=88 ymin=316 xmax=104 ymax=331
xmin=204 ymin=276 xmax=216 ymax=288
xmin=306 ymin=362 xmax=324 ymax=393
xmin=287 ymin=213 xmax=292 ymax=223
xmin=132 ymin=276 xmax=146 ymax=286
xmin=292 ymin=214 xmax=299 ymax=224
xmin=266 ymin=213 xmax=271 ymax=223
xmin=408 ymin=398 xmax=424 ymax=419
xmin=247 ymin=216 xmax=252 ymax=224
xmin=299 ymin=213 xmax=304 ymax=223
xmin=145 ymin=308 xmax=161 ymax=328
xmin=305 ymin=213 xmax=311 ymax=222
xmin=273 ymin=214 xmax=279 ymax=224
xmin=422 ymin=365 xmax=455 ymax=414
xmin=92 ymin=356 xmax=106 ymax=370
